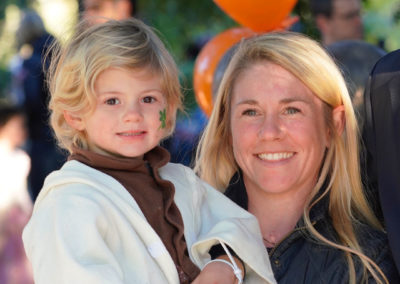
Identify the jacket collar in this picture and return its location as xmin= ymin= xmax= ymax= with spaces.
xmin=224 ymin=171 xmax=330 ymax=226
xmin=69 ymin=145 xmax=170 ymax=175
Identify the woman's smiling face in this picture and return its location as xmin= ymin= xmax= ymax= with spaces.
xmin=230 ymin=62 xmax=330 ymax=198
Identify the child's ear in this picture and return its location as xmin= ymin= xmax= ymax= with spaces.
xmin=64 ymin=110 xmax=85 ymax=131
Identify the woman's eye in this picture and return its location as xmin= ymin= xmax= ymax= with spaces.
xmin=105 ymin=98 xmax=120 ymax=105
xmin=285 ymin=107 xmax=300 ymax=115
xmin=242 ymin=109 xmax=257 ymax=116
xmin=142 ymin=96 xmax=156 ymax=103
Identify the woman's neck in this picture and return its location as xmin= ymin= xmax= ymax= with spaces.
xmin=246 ymin=184 xmax=311 ymax=247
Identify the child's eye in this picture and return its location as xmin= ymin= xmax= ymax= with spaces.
xmin=142 ymin=96 xmax=156 ymax=104
xmin=284 ymin=107 xmax=300 ymax=115
xmin=105 ymin=98 xmax=120 ymax=105
xmin=242 ymin=109 xmax=257 ymax=116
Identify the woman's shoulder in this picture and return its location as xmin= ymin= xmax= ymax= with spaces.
xmin=355 ymin=222 xmax=388 ymax=255
xmin=355 ymin=222 xmax=400 ymax=282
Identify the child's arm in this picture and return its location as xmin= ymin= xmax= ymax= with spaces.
xmin=23 ymin=187 xmax=126 ymax=284
xmin=174 ymin=166 xmax=276 ymax=283
xmin=159 ymin=163 xmax=276 ymax=283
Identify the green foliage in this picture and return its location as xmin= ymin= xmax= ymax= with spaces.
xmin=0 ymin=0 xmax=31 ymax=100
xmin=363 ymin=0 xmax=400 ymax=51
xmin=0 ymin=69 xmax=11 ymax=98
xmin=0 ymin=0 xmax=28 ymax=19
xmin=139 ymin=0 xmax=236 ymax=63
xmin=292 ymin=0 xmax=320 ymax=40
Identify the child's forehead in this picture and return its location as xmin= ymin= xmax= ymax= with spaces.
xmin=93 ymin=66 xmax=168 ymax=96
xmin=101 ymin=66 xmax=163 ymax=80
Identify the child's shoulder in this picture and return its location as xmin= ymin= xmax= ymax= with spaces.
xmin=159 ymin=162 xmax=198 ymax=184
xmin=43 ymin=159 xmax=111 ymax=190
xmin=36 ymin=160 xmax=131 ymax=207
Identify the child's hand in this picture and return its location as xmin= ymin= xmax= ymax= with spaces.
xmin=191 ymin=261 xmax=236 ymax=284
xmin=191 ymin=256 xmax=244 ymax=284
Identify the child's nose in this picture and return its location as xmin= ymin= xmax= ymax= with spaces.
xmin=123 ymin=103 xmax=143 ymax=122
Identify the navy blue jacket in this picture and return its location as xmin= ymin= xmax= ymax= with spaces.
xmin=225 ymin=173 xmax=400 ymax=283
xmin=363 ymin=49 xmax=400 ymax=274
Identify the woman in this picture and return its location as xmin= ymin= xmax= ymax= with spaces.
xmin=195 ymin=32 xmax=399 ymax=283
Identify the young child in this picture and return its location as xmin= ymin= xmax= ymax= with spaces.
xmin=22 ymin=18 xmax=275 ymax=284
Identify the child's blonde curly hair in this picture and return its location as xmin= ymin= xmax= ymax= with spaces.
xmin=47 ymin=18 xmax=182 ymax=153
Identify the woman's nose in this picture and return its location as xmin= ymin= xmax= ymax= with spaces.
xmin=258 ymin=115 xmax=284 ymax=140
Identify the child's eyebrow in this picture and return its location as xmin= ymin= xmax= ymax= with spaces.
xmin=141 ymin=89 xmax=164 ymax=94
xmin=97 ymin=90 xmax=122 ymax=96
xmin=96 ymin=89 xmax=166 ymax=99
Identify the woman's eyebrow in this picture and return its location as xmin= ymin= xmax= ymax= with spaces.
xmin=235 ymin=99 xmax=258 ymax=106
xmin=280 ymin=97 xmax=312 ymax=105
xmin=235 ymin=97 xmax=312 ymax=106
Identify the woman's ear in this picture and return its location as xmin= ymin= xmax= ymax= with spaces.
xmin=332 ymin=105 xmax=345 ymax=136
xmin=63 ymin=110 xmax=85 ymax=131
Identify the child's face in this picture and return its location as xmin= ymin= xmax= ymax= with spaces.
xmin=73 ymin=67 xmax=167 ymax=159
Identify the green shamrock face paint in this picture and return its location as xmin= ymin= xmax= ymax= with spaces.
xmin=159 ymin=108 xmax=166 ymax=129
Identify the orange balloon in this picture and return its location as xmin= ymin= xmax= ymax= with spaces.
xmin=213 ymin=0 xmax=298 ymax=32
xmin=193 ymin=27 xmax=256 ymax=117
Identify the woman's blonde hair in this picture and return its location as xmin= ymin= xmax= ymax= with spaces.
xmin=48 ymin=18 xmax=182 ymax=153
xmin=195 ymin=31 xmax=386 ymax=283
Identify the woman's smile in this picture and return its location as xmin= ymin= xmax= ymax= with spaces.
xmin=256 ymin=152 xmax=294 ymax=162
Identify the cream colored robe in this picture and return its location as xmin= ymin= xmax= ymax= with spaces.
xmin=23 ymin=160 xmax=276 ymax=284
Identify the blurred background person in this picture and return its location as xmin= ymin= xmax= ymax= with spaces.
xmin=327 ymin=40 xmax=386 ymax=130
xmin=79 ymin=0 xmax=136 ymax=25
xmin=326 ymin=40 xmax=386 ymax=223
xmin=0 ymin=103 xmax=31 ymax=215
xmin=13 ymin=9 xmax=66 ymax=202
xmin=0 ymin=102 xmax=33 ymax=284
xmin=310 ymin=0 xmax=363 ymax=46
xmin=161 ymin=35 xmax=210 ymax=166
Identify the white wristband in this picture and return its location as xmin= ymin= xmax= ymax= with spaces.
xmin=220 ymin=241 xmax=243 ymax=283
xmin=203 ymin=258 xmax=243 ymax=284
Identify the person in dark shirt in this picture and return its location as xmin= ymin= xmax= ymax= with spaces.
xmin=14 ymin=9 xmax=66 ymax=201
xmin=362 ymin=49 xmax=400 ymax=274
